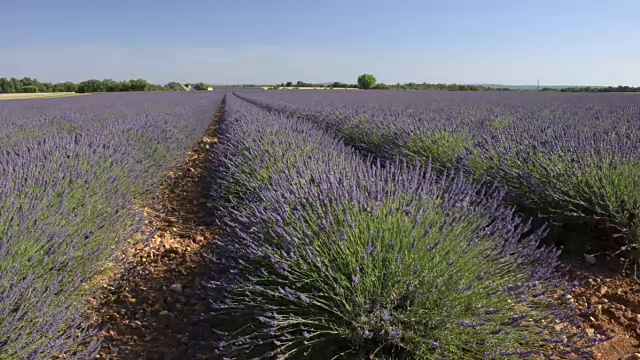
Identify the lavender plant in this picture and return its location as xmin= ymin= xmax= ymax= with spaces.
xmin=0 ymin=135 xmax=137 ymax=359
xmin=209 ymin=97 xmax=594 ymax=359
xmin=0 ymin=92 xmax=223 ymax=359
xmin=233 ymin=90 xmax=640 ymax=264
xmin=478 ymin=121 xmax=640 ymax=260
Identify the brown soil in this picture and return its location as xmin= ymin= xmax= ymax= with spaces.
xmin=567 ymin=256 xmax=640 ymax=359
xmin=90 ymin=104 xmax=224 ymax=359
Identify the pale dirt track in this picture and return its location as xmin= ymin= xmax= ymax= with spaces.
xmin=0 ymin=92 xmax=87 ymax=100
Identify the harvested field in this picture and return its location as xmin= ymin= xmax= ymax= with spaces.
xmin=0 ymin=92 xmax=86 ymax=100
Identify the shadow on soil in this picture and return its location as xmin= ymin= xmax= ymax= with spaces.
xmin=93 ymin=96 xmax=236 ymax=360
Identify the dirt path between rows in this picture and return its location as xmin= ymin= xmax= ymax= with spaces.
xmin=91 ymin=99 xmax=225 ymax=360
xmin=86 ymin=93 xmax=640 ymax=359
xmin=567 ymin=257 xmax=640 ymax=359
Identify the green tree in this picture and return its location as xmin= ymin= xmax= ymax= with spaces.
xmin=22 ymin=85 xmax=39 ymax=93
xmin=76 ymin=79 xmax=105 ymax=93
xmin=193 ymin=82 xmax=208 ymax=90
xmin=52 ymin=83 xmax=66 ymax=92
xmin=61 ymin=82 xmax=78 ymax=92
xmin=295 ymin=81 xmax=314 ymax=87
xmin=103 ymin=79 xmax=121 ymax=92
xmin=165 ymin=82 xmax=186 ymax=91
xmin=357 ymin=74 xmax=377 ymax=89
xmin=20 ymin=77 xmax=35 ymax=87
xmin=129 ymin=79 xmax=150 ymax=91
xmin=11 ymin=78 xmax=23 ymax=93
xmin=0 ymin=78 xmax=13 ymax=93
xmin=120 ymin=80 xmax=132 ymax=92
xmin=37 ymin=82 xmax=53 ymax=92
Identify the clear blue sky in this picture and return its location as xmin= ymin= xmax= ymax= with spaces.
xmin=1 ymin=0 xmax=638 ymax=85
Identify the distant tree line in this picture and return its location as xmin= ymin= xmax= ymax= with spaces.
xmin=327 ymin=82 xmax=361 ymax=89
xmin=0 ymin=77 xmax=190 ymax=93
xmin=273 ymin=81 xmax=360 ymax=89
xmin=217 ymin=84 xmax=267 ymax=88
xmin=274 ymin=78 xmax=509 ymax=91
xmin=381 ymin=82 xmax=510 ymax=91
xmin=274 ymin=81 xmax=360 ymax=89
xmin=189 ymin=82 xmax=211 ymax=91
xmin=541 ymin=85 xmax=640 ymax=93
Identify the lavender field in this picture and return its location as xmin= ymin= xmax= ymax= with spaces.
xmin=235 ymin=90 xmax=640 ymax=263
xmin=1 ymin=90 xmax=639 ymax=359
xmin=212 ymin=90 xmax=639 ymax=359
xmin=0 ymin=93 xmax=222 ymax=359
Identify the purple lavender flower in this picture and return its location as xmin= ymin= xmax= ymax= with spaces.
xmin=1 ymin=92 xmax=224 ymax=359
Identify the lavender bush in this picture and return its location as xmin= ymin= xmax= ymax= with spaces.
xmin=233 ymin=91 xmax=640 ymax=264
xmin=477 ymin=119 xmax=640 ymax=259
xmin=0 ymin=93 xmax=222 ymax=359
xmin=209 ymin=96 xmax=593 ymax=359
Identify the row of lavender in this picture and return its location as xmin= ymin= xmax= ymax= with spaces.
xmin=208 ymin=95 xmax=597 ymax=358
xmin=0 ymin=93 xmax=222 ymax=359
xmin=233 ymin=91 xmax=640 ymax=265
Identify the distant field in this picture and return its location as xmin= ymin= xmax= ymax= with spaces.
xmin=263 ymin=86 xmax=359 ymax=90
xmin=0 ymin=92 xmax=86 ymax=100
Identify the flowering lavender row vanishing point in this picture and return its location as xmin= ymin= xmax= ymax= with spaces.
xmin=207 ymin=94 xmax=595 ymax=359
